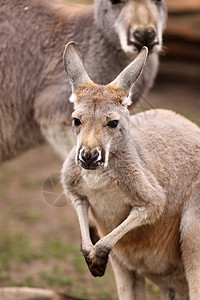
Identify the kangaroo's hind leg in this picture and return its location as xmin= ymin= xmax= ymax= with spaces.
xmin=180 ymin=184 xmax=200 ymax=300
xmin=110 ymin=253 xmax=147 ymax=300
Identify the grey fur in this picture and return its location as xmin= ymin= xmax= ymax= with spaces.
xmin=61 ymin=43 xmax=200 ymax=300
xmin=63 ymin=42 xmax=93 ymax=91
xmin=0 ymin=0 xmax=167 ymax=161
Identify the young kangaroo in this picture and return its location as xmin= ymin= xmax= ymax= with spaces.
xmin=61 ymin=42 xmax=200 ymax=300
xmin=0 ymin=0 xmax=167 ymax=162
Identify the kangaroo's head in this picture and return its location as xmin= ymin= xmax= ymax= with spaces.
xmin=94 ymin=0 xmax=167 ymax=54
xmin=63 ymin=42 xmax=147 ymax=170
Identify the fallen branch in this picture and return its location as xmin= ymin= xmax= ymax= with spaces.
xmin=0 ymin=287 xmax=87 ymax=300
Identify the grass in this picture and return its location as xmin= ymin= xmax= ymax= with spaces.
xmin=0 ymin=273 xmax=12 ymax=285
xmin=21 ymin=210 xmax=40 ymax=222
xmin=40 ymin=265 xmax=73 ymax=287
xmin=0 ymin=231 xmax=40 ymax=268
xmin=41 ymin=237 xmax=80 ymax=259
xmin=0 ymin=231 xmax=84 ymax=267
xmin=21 ymin=276 xmax=35 ymax=287
xmin=73 ymin=254 xmax=86 ymax=274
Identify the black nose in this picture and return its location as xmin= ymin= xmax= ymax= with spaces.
xmin=133 ymin=27 xmax=156 ymax=47
xmin=81 ymin=149 xmax=99 ymax=164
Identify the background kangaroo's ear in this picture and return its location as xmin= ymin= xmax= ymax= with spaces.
xmin=63 ymin=41 xmax=93 ymax=92
xmin=109 ymin=47 xmax=148 ymax=106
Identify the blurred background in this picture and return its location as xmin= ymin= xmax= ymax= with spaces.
xmin=0 ymin=0 xmax=199 ymax=299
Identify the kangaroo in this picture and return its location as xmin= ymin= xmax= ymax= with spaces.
xmin=0 ymin=0 xmax=167 ymax=162
xmin=61 ymin=42 xmax=200 ymax=300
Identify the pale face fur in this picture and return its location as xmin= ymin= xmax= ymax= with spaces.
xmin=95 ymin=0 xmax=167 ymax=55
xmin=71 ymin=84 xmax=130 ymax=170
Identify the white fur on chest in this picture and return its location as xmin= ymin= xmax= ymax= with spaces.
xmin=81 ymin=168 xmax=131 ymax=231
xmin=81 ymin=168 xmax=111 ymax=190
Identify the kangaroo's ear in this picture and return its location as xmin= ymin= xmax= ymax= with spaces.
xmin=63 ymin=41 xmax=93 ymax=92
xmin=109 ymin=46 xmax=148 ymax=106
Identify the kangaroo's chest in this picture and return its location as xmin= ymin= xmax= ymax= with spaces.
xmin=81 ymin=169 xmax=131 ymax=231
xmin=81 ymin=169 xmax=181 ymax=275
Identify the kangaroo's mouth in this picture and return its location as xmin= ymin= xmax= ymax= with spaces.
xmin=78 ymin=160 xmax=104 ymax=170
xmin=127 ymin=26 xmax=160 ymax=54
xmin=77 ymin=148 xmax=106 ymax=170
xmin=128 ymin=40 xmax=159 ymax=53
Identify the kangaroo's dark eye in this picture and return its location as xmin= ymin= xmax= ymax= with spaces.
xmin=73 ymin=118 xmax=82 ymax=127
xmin=107 ymin=120 xmax=119 ymax=128
xmin=110 ymin=0 xmax=122 ymax=4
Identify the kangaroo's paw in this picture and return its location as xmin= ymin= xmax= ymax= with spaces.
xmin=84 ymin=246 xmax=110 ymax=277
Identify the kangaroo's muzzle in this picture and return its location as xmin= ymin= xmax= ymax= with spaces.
xmin=78 ymin=147 xmax=105 ymax=170
xmin=129 ymin=26 xmax=159 ymax=52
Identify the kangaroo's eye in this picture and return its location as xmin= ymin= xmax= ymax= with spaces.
xmin=73 ymin=118 xmax=82 ymax=127
xmin=110 ymin=0 xmax=122 ymax=4
xmin=107 ymin=120 xmax=119 ymax=128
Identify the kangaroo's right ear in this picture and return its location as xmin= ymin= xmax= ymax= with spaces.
xmin=63 ymin=42 xmax=93 ymax=93
xmin=109 ymin=46 xmax=148 ymax=107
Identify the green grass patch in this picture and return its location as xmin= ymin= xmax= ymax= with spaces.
xmin=70 ymin=285 xmax=90 ymax=299
xmin=21 ymin=210 xmax=40 ymax=222
xmin=73 ymin=254 xmax=86 ymax=274
xmin=0 ymin=272 xmax=12 ymax=285
xmin=0 ymin=230 xmax=83 ymax=268
xmin=21 ymin=276 xmax=35 ymax=287
xmin=40 ymin=265 xmax=72 ymax=287
xmin=0 ymin=231 xmax=41 ymax=268
xmin=42 ymin=238 xmax=74 ymax=259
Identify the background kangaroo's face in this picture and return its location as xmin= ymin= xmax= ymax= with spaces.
xmin=71 ymin=85 xmax=129 ymax=170
xmin=95 ymin=0 xmax=167 ymax=54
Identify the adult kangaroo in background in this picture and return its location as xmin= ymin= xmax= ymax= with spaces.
xmin=61 ymin=42 xmax=200 ymax=300
xmin=0 ymin=0 xmax=167 ymax=162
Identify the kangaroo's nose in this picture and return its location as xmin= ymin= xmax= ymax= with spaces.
xmin=133 ymin=26 xmax=156 ymax=47
xmin=80 ymin=148 xmax=99 ymax=164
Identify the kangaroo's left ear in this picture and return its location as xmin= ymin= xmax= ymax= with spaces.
xmin=63 ymin=41 xmax=93 ymax=93
xmin=109 ymin=46 xmax=148 ymax=106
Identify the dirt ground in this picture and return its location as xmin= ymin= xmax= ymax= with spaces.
xmin=0 ymin=72 xmax=199 ymax=299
